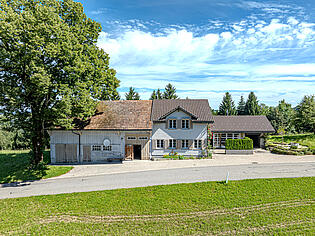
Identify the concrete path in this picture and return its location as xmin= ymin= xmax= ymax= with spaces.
xmin=52 ymin=150 xmax=315 ymax=179
xmin=1 ymin=162 xmax=314 ymax=199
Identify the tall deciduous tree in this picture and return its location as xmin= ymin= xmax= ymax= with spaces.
xmin=218 ymin=92 xmax=237 ymax=115
xmin=295 ymin=95 xmax=315 ymax=133
xmin=237 ymin=96 xmax=246 ymax=115
xmin=163 ymin=83 xmax=178 ymax=99
xmin=125 ymin=87 xmax=140 ymax=100
xmin=244 ymin=92 xmax=260 ymax=115
xmin=0 ymin=0 xmax=119 ymax=164
xmin=267 ymin=100 xmax=295 ymax=133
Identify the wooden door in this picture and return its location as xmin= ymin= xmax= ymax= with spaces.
xmin=55 ymin=144 xmax=66 ymax=163
xmin=125 ymin=145 xmax=133 ymax=160
xmin=83 ymin=146 xmax=91 ymax=162
xmin=65 ymin=144 xmax=77 ymax=162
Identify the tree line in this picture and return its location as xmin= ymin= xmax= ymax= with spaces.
xmin=217 ymin=92 xmax=315 ymax=134
xmin=124 ymin=83 xmax=178 ymax=100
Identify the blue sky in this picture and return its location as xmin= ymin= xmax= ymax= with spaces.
xmin=79 ymin=0 xmax=315 ymax=109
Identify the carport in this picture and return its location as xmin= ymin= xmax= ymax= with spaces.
xmin=211 ymin=115 xmax=275 ymax=148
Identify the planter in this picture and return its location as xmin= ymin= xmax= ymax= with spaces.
xmin=225 ymin=150 xmax=253 ymax=155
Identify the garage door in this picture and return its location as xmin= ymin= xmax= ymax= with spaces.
xmin=55 ymin=144 xmax=78 ymax=163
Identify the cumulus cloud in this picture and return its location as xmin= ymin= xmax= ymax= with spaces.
xmin=98 ymin=17 xmax=315 ymax=108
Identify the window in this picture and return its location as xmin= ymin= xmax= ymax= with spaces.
xmin=92 ymin=145 xmax=102 ymax=151
xmin=181 ymin=119 xmax=190 ymax=129
xmin=138 ymin=136 xmax=148 ymax=140
xmin=157 ymin=140 xmax=164 ymax=148
xmin=169 ymin=119 xmax=177 ymax=129
xmin=127 ymin=136 xmax=136 ymax=140
xmin=103 ymin=145 xmax=112 ymax=151
xmin=182 ymin=140 xmax=189 ymax=149
xmin=194 ymin=140 xmax=202 ymax=149
xmin=169 ymin=139 xmax=176 ymax=148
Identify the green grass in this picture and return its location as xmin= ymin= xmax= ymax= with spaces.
xmin=268 ymin=133 xmax=315 ymax=149
xmin=0 ymin=150 xmax=73 ymax=184
xmin=0 ymin=177 xmax=314 ymax=234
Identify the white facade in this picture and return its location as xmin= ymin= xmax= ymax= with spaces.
xmin=50 ymin=130 xmax=151 ymax=163
xmin=151 ymin=110 xmax=208 ymax=157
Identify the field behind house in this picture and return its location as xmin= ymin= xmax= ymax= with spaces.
xmin=0 ymin=150 xmax=72 ymax=184
xmin=0 ymin=177 xmax=314 ymax=235
xmin=267 ymin=133 xmax=315 ymax=149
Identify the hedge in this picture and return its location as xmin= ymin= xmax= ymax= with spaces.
xmin=225 ymin=137 xmax=253 ymax=150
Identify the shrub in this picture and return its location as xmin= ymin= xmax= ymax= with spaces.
xmin=225 ymin=137 xmax=253 ymax=150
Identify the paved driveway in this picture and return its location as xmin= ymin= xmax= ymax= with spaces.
xmin=1 ymin=162 xmax=315 ymax=199
xmin=52 ymin=150 xmax=315 ymax=178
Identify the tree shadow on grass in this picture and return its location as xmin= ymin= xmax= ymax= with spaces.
xmin=0 ymin=151 xmax=50 ymax=184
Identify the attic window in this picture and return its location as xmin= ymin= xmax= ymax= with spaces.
xmin=181 ymin=119 xmax=190 ymax=129
xmin=169 ymin=119 xmax=177 ymax=129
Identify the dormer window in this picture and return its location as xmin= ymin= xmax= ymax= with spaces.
xmin=181 ymin=119 xmax=190 ymax=129
xmin=169 ymin=119 xmax=177 ymax=129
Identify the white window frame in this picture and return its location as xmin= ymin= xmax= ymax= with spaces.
xmin=182 ymin=140 xmax=189 ymax=149
xmin=169 ymin=119 xmax=177 ymax=129
xmin=194 ymin=140 xmax=202 ymax=149
xmin=92 ymin=145 xmax=102 ymax=151
xmin=103 ymin=145 xmax=112 ymax=151
xmin=169 ymin=139 xmax=177 ymax=149
xmin=127 ymin=136 xmax=136 ymax=140
xmin=181 ymin=119 xmax=190 ymax=129
xmin=138 ymin=136 xmax=148 ymax=140
xmin=156 ymin=140 xmax=164 ymax=149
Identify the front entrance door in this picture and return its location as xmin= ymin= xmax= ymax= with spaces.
xmin=133 ymin=145 xmax=141 ymax=160
xmin=125 ymin=145 xmax=133 ymax=160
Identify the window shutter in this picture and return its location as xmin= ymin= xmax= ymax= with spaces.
xmin=190 ymin=120 xmax=193 ymax=129
xmin=179 ymin=119 xmax=183 ymax=129
xmin=164 ymin=140 xmax=169 ymax=149
xmin=177 ymin=139 xmax=181 ymax=149
xmin=152 ymin=139 xmax=157 ymax=149
xmin=189 ymin=140 xmax=194 ymax=149
xmin=165 ymin=120 xmax=169 ymax=129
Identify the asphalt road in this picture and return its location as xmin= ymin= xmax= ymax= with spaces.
xmin=1 ymin=162 xmax=315 ymax=199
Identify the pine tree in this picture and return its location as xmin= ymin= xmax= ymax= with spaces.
xmin=244 ymin=92 xmax=260 ymax=115
xmin=157 ymin=89 xmax=163 ymax=99
xmin=218 ymin=92 xmax=237 ymax=115
xmin=150 ymin=90 xmax=157 ymax=100
xmin=237 ymin=96 xmax=246 ymax=115
xmin=125 ymin=87 xmax=140 ymax=100
xmin=163 ymin=83 xmax=178 ymax=99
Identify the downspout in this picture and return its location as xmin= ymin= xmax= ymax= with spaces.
xmin=72 ymin=130 xmax=82 ymax=163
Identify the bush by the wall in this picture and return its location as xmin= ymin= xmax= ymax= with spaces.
xmin=225 ymin=137 xmax=253 ymax=150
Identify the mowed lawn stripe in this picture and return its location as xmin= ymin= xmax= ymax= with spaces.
xmin=0 ymin=177 xmax=314 ymax=234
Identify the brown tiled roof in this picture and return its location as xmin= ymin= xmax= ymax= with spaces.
xmin=83 ymin=100 xmax=152 ymax=130
xmin=211 ymin=116 xmax=275 ymax=133
xmin=151 ymin=99 xmax=213 ymax=122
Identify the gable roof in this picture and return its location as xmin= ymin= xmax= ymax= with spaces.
xmin=82 ymin=100 xmax=152 ymax=130
xmin=211 ymin=115 xmax=275 ymax=133
xmin=151 ymin=99 xmax=213 ymax=122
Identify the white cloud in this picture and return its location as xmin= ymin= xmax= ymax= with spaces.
xmin=98 ymin=17 xmax=315 ymax=108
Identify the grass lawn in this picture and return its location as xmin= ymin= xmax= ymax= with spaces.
xmin=268 ymin=133 xmax=315 ymax=149
xmin=0 ymin=150 xmax=73 ymax=184
xmin=0 ymin=177 xmax=314 ymax=235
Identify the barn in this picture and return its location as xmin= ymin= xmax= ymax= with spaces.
xmin=49 ymin=100 xmax=152 ymax=163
